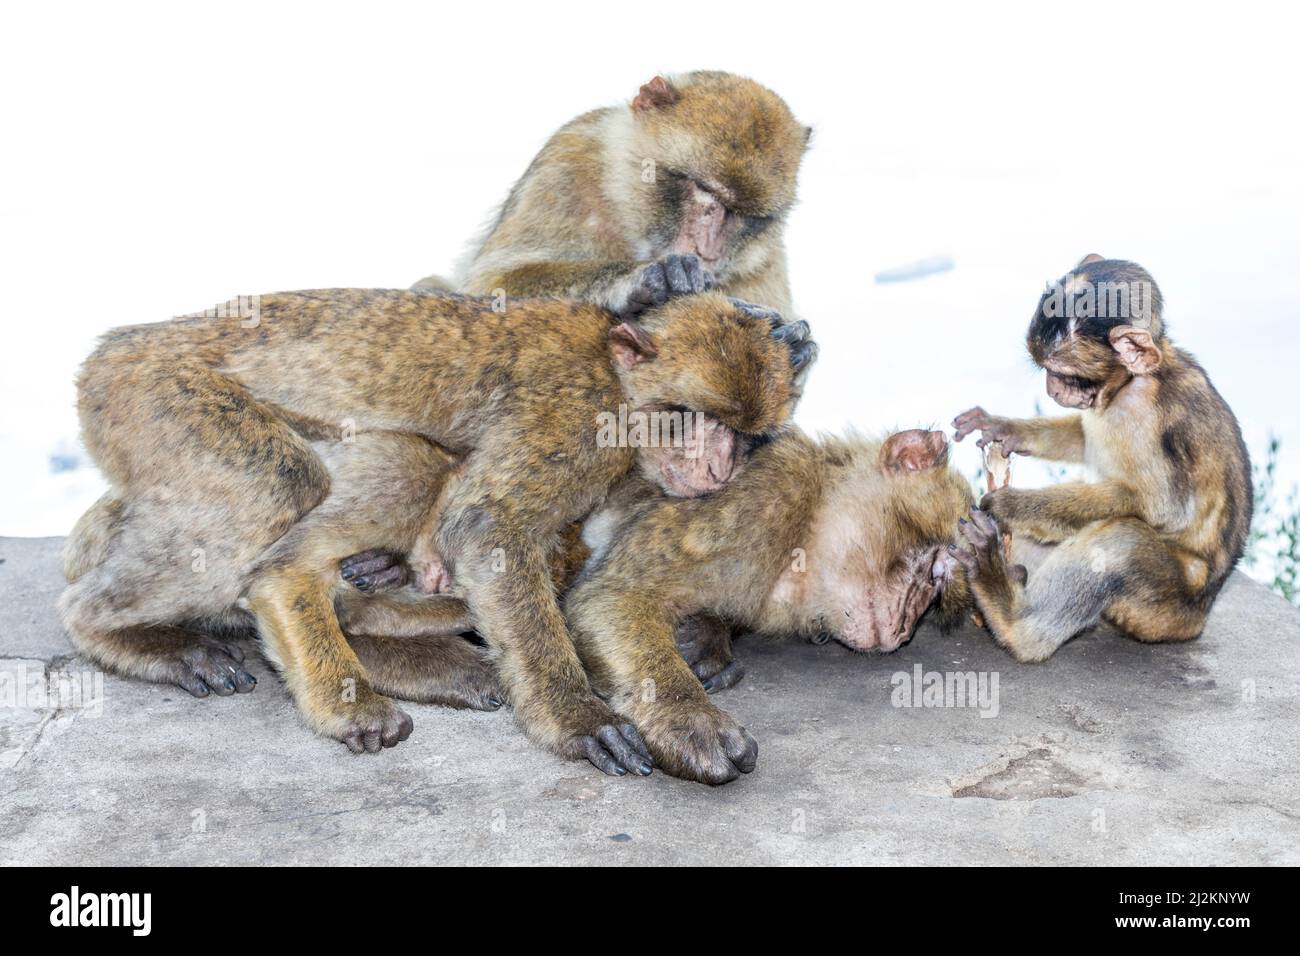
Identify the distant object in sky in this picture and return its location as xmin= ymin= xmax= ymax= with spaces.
xmin=874 ymin=255 xmax=955 ymax=284
xmin=49 ymin=440 xmax=85 ymax=474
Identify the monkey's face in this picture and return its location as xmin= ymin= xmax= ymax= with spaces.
xmin=632 ymin=73 xmax=809 ymax=278
xmin=611 ymin=293 xmax=805 ymax=496
xmin=1027 ymin=256 xmax=1165 ymax=411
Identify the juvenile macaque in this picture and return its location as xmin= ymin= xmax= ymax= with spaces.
xmin=60 ymin=290 xmax=812 ymax=769
xmin=416 ymin=71 xmax=811 ymax=318
xmin=565 ymin=428 xmax=974 ymax=784
xmin=951 ymin=256 xmax=1252 ymax=662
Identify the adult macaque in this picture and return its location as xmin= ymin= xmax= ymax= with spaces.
xmin=416 ymin=71 xmax=810 ymax=318
xmin=565 ymin=428 xmax=974 ymax=784
xmin=60 ymin=290 xmax=812 ymax=770
xmin=951 ymin=256 xmax=1252 ymax=662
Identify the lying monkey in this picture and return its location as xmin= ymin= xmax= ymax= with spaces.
xmin=61 ymin=290 xmax=813 ymax=770
xmin=563 ymin=428 xmax=975 ymax=784
xmin=951 ymin=256 xmax=1252 ymax=662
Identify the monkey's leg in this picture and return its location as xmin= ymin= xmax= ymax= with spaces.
xmin=984 ymin=480 xmax=1140 ymax=544
xmin=332 ymin=589 xmax=503 ymax=710
xmin=674 ymin=614 xmax=745 ymax=693
xmin=435 ymin=503 xmax=652 ymax=777
xmin=954 ymin=511 xmax=1200 ymax=662
xmin=245 ymin=569 xmax=412 ymax=753
xmin=61 ymin=613 xmax=257 ymax=697
xmin=569 ymin=591 xmax=757 ymax=785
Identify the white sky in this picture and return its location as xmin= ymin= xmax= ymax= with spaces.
xmin=2 ymin=0 xmax=1297 ymax=538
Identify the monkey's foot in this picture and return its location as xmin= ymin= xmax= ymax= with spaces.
xmin=393 ymin=647 xmax=503 ymax=712
xmin=172 ymin=638 xmax=258 ymax=698
xmin=674 ymin=617 xmax=745 ymax=693
xmin=327 ymin=695 xmax=414 ymax=755
xmin=624 ymin=254 xmax=714 ymax=314
xmin=340 ymin=549 xmax=407 ymax=592
xmin=549 ymin=698 xmax=654 ymax=777
xmin=634 ymin=700 xmax=757 ymax=785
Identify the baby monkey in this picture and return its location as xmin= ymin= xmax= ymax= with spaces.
xmin=952 ymin=256 xmax=1252 ymax=662
xmin=565 ymin=428 xmax=974 ymax=784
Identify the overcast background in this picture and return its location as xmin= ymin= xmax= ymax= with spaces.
xmin=2 ymin=2 xmax=1297 ymax=586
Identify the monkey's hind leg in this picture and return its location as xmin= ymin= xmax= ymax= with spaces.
xmin=953 ymin=511 xmax=1204 ymax=662
xmin=334 ymin=590 xmax=503 ymax=711
xmin=246 ymin=569 xmax=412 ymax=753
xmin=674 ymin=614 xmax=745 ymax=693
xmin=60 ymin=607 xmax=258 ymax=698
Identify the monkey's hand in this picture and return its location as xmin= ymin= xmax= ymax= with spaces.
xmin=727 ymin=298 xmax=818 ymax=377
xmin=340 ymin=548 xmax=408 ymax=592
xmin=948 ymin=507 xmax=1028 ymax=588
xmin=551 ymin=697 xmax=655 ymax=777
xmin=675 ymin=614 xmax=744 ymax=693
xmin=623 ymin=254 xmax=715 ymax=315
xmin=952 ymin=407 xmax=1028 ymax=455
xmin=979 ymin=486 xmax=1030 ymax=526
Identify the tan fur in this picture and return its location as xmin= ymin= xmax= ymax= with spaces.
xmin=566 ymin=429 xmax=974 ymax=784
xmin=60 ymin=289 xmax=801 ymax=759
xmin=426 ymin=72 xmax=809 ymax=317
xmin=953 ymin=259 xmax=1252 ymax=662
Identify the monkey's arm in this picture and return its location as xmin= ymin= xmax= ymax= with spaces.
xmin=983 ymin=481 xmax=1141 ymax=543
xmin=474 ymin=254 xmax=712 ymax=316
xmin=954 ymin=408 xmax=1085 ymax=463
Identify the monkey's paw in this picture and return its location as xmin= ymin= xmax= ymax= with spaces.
xmin=173 ymin=638 xmax=258 ymax=698
xmin=340 ymin=548 xmax=407 ymax=592
xmin=331 ymin=695 xmax=414 ymax=755
xmin=952 ymin=407 xmax=1026 ymax=454
xmin=550 ymin=697 xmax=654 ymax=777
xmin=949 ymin=507 xmax=1026 ymax=586
xmin=728 ymin=298 xmax=817 ymax=375
xmin=636 ymin=701 xmax=758 ymax=785
xmin=674 ymin=617 xmax=745 ymax=693
xmin=624 ymin=254 xmax=714 ymax=314
xmin=979 ymin=485 xmax=1026 ymax=525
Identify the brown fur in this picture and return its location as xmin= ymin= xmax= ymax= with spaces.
xmin=565 ymin=429 xmax=975 ymax=784
xmin=60 ymin=290 xmax=803 ymax=761
xmin=419 ymin=72 xmax=809 ymax=317
xmin=952 ymin=258 xmax=1252 ymax=661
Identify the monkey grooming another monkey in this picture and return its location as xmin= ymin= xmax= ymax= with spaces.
xmin=415 ymin=71 xmax=811 ymax=319
xmin=60 ymin=290 xmax=812 ymax=771
xmin=565 ymin=428 xmax=974 ymax=784
xmin=951 ymin=256 xmax=1252 ymax=662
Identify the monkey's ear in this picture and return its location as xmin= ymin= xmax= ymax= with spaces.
xmin=610 ymin=322 xmax=659 ymax=369
xmin=880 ymin=429 xmax=943 ymax=474
xmin=1077 ymin=253 xmax=1105 ymax=268
xmin=803 ymin=126 xmax=815 ymax=146
xmin=1109 ymin=325 xmax=1162 ymax=374
xmin=633 ymin=76 xmax=681 ymax=112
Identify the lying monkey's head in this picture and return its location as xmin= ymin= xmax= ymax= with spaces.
xmin=627 ymin=72 xmax=810 ymax=280
xmin=609 ymin=292 xmax=814 ymax=497
xmin=1027 ymin=255 xmax=1166 ymax=412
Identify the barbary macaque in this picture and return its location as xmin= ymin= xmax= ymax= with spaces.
xmin=564 ymin=428 xmax=975 ymax=784
xmin=60 ymin=289 xmax=813 ymax=770
xmin=415 ymin=71 xmax=811 ymax=319
xmin=951 ymin=256 xmax=1252 ymax=662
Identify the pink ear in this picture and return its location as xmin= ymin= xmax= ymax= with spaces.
xmin=632 ymin=76 xmax=680 ymax=112
xmin=1109 ymin=325 xmax=1162 ymax=374
xmin=880 ymin=429 xmax=944 ymax=474
xmin=610 ymin=322 xmax=659 ymax=369
xmin=1077 ymin=253 xmax=1105 ymax=267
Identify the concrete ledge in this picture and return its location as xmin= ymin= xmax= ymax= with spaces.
xmin=2 ymin=535 xmax=1298 ymax=865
